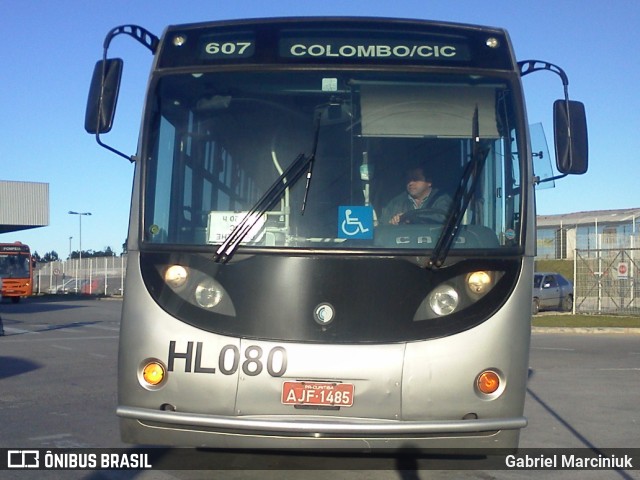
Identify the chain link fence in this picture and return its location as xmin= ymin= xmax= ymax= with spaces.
xmin=574 ymin=248 xmax=640 ymax=315
xmin=34 ymin=255 xmax=127 ymax=297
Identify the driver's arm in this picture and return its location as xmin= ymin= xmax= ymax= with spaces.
xmin=389 ymin=213 xmax=403 ymax=225
xmin=380 ymin=194 xmax=406 ymax=225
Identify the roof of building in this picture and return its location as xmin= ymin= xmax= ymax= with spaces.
xmin=0 ymin=180 xmax=49 ymax=233
xmin=537 ymin=207 xmax=640 ymax=228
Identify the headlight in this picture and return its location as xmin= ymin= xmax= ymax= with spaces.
xmin=466 ymin=271 xmax=492 ymax=296
xmin=164 ymin=265 xmax=188 ymax=289
xmin=195 ymin=278 xmax=224 ymax=309
xmin=414 ymin=270 xmax=505 ymax=321
xmin=158 ymin=263 xmax=236 ymax=316
xmin=428 ymin=285 xmax=459 ymax=316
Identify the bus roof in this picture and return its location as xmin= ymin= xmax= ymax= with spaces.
xmin=165 ymin=16 xmax=508 ymax=35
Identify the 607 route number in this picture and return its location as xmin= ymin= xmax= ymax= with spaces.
xmin=168 ymin=341 xmax=287 ymax=377
xmin=204 ymin=41 xmax=253 ymax=56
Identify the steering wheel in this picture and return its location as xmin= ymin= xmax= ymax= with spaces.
xmin=398 ymin=208 xmax=448 ymax=224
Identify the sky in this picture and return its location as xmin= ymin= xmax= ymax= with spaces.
xmin=1 ymin=0 xmax=638 ymax=258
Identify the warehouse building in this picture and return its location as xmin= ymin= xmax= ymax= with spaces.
xmin=0 ymin=180 xmax=49 ymax=234
xmin=537 ymin=208 xmax=640 ymax=259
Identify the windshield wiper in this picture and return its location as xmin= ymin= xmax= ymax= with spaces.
xmin=214 ymin=115 xmax=324 ymax=263
xmin=300 ymin=111 xmax=323 ymax=215
xmin=428 ymin=106 xmax=490 ymax=269
xmin=213 ymin=152 xmax=312 ymax=263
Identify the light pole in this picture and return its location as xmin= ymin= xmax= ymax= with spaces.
xmin=68 ymin=211 xmax=92 ymax=284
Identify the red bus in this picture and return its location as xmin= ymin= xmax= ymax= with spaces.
xmin=0 ymin=242 xmax=34 ymax=303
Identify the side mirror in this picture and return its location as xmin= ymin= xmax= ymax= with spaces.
xmin=84 ymin=58 xmax=123 ymax=134
xmin=554 ymin=100 xmax=588 ymax=175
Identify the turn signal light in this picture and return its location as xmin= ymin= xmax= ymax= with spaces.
xmin=477 ymin=370 xmax=500 ymax=395
xmin=142 ymin=361 xmax=166 ymax=386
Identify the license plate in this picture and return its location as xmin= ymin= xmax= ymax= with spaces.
xmin=282 ymin=381 xmax=354 ymax=407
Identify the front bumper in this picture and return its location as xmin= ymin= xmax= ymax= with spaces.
xmin=118 ymin=406 xmax=526 ymax=450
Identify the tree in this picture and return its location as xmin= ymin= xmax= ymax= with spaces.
xmin=42 ymin=251 xmax=59 ymax=262
xmin=70 ymin=247 xmax=117 ymax=259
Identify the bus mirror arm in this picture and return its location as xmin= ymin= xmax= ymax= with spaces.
xmin=518 ymin=60 xmax=588 ymax=177
xmin=85 ymin=25 xmax=159 ymax=163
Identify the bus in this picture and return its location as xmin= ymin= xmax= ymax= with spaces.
xmin=0 ymin=242 xmax=34 ymax=303
xmin=85 ymin=17 xmax=588 ymax=450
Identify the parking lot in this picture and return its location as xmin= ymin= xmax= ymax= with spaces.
xmin=0 ymin=298 xmax=639 ymax=479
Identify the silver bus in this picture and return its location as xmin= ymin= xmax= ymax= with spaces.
xmin=85 ymin=17 xmax=588 ymax=450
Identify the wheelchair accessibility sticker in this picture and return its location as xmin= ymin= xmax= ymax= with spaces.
xmin=338 ymin=206 xmax=374 ymax=239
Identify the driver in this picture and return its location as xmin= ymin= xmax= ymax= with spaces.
xmin=380 ymin=166 xmax=452 ymax=225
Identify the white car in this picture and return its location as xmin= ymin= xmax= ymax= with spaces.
xmin=48 ymin=279 xmax=81 ymax=294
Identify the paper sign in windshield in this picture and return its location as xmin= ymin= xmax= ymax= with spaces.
xmin=207 ymin=211 xmax=266 ymax=244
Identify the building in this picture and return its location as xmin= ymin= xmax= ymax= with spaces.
xmin=0 ymin=180 xmax=49 ymax=234
xmin=537 ymin=208 xmax=640 ymax=259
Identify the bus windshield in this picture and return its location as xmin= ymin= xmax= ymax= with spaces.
xmin=143 ymin=70 xmax=522 ymax=254
xmin=0 ymin=253 xmax=30 ymax=278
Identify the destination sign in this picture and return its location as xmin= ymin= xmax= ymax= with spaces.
xmin=279 ymin=34 xmax=470 ymax=62
xmin=196 ymin=31 xmax=469 ymax=63
xmin=0 ymin=245 xmax=30 ymax=253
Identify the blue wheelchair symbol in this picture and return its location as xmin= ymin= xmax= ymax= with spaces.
xmin=338 ymin=206 xmax=374 ymax=239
